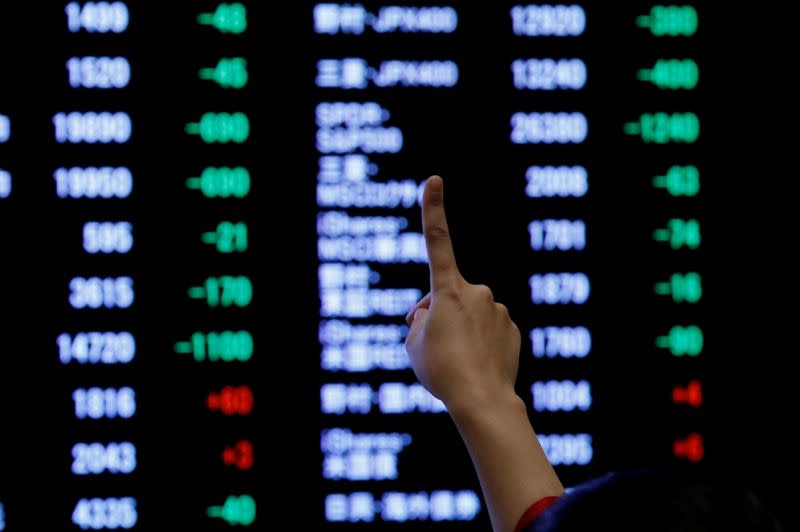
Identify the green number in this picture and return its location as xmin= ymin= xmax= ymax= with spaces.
xmin=202 ymin=221 xmax=248 ymax=253
xmin=186 ymin=167 xmax=250 ymax=198
xmin=199 ymin=57 xmax=248 ymax=89
xmin=637 ymin=5 xmax=698 ymax=36
xmin=655 ymin=273 xmax=702 ymax=303
xmin=625 ymin=112 xmax=699 ymax=144
xmin=638 ymin=59 xmax=698 ymax=89
xmin=185 ymin=112 xmax=249 ymax=143
xmin=175 ymin=331 xmax=253 ymax=362
xmin=657 ymin=325 xmax=704 ymax=356
xmin=653 ymin=218 xmax=702 ymax=249
xmin=208 ymin=495 xmax=256 ymax=526
xmin=197 ymin=3 xmax=247 ymax=34
xmin=188 ymin=276 xmax=253 ymax=307
xmin=653 ymin=165 xmax=700 ymax=197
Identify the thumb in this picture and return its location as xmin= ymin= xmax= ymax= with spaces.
xmin=407 ymin=307 xmax=429 ymax=342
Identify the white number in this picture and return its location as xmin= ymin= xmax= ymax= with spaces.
xmin=57 ymin=332 xmax=136 ymax=365
xmin=530 ymin=273 xmax=590 ymax=304
xmin=83 ymin=222 xmax=133 ymax=254
xmin=0 ymin=114 xmax=9 ymax=143
xmin=512 ymin=58 xmax=586 ymax=90
xmin=53 ymin=112 xmax=131 ymax=144
xmin=0 ymin=169 xmax=10 ymax=199
xmin=72 ymin=442 xmax=137 ymax=475
xmin=529 ymin=219 xmax=585 ymax=251
xmin=66 ymin=2 xmax=129 ymax=33
xmin=531 ymin=326 xmax=591 ymax=358
xmin=538 ymin=434 xmax=593 ymax=465
xmin=73 ymin=387 xmax=136 ymax=419
xmin=69 ymin=277 xmax=134 ymax=309
xmin=67 ymin=57 xmax=130 ymax=89
xmin=71 ymin=497 xmax=137 ymax=530
xmin=511 ymin=5 xmax=586 ymax=36
xmin=511 ymin=112 xmax=587 ymax=144
xmin=54 ymin=167 xmax=132 ymax=199
xmin=526 ymin=165 xmax=587 ymax=197
xmin=532 ymin=380 xmax=592 ymax=412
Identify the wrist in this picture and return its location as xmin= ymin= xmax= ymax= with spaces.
xmin=445 ymin=386 xmax=527 ymax=429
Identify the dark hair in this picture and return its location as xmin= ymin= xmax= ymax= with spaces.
xmin=534 ymin=467 xmax=783 ymax=532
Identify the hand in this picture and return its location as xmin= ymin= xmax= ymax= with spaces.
xmin=405 ymin=176 xmax=562 ymax=532
xmin=405 ymin=176 xmax=522 ymax=415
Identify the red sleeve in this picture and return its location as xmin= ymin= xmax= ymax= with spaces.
xmin=514 ymin=495 xmax=561 ymax=532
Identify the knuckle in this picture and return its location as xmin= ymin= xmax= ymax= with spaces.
xmin=425 ymin=224 xmax=449 ymax=240
xmin=512 ymin=322 xmax=521 ymax=341
xmin=496 ymin=302 xmax=509 ymax=316
xmin=437 ymin=284 xmax=460 ymax=300
xmin=474 ymin=284 xmax=494 ymax=301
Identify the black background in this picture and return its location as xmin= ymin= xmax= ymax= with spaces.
xmin=0 ymin=1 xmax=797 ymax=530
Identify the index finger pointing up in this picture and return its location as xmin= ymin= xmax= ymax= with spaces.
xmin=422 ymin=176 xmax=460 ymax=291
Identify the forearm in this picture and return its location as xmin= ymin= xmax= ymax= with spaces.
xmin=449 ymin=390 xmax=564 ymax=532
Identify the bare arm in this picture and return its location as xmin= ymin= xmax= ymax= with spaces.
xmin=405 ymin=176 xmax=563 ymax=532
